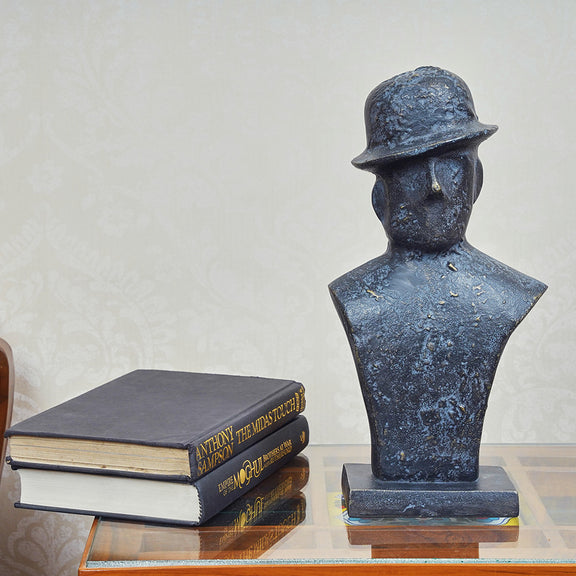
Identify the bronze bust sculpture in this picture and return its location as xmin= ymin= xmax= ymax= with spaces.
xmin=329 ymin=67 xmax=547 ymax=516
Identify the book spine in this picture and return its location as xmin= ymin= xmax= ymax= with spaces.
xmin=191 ymin=382 xmax=305 ymax=480
xmin=195 ymin=415 xmax=309 ymax=525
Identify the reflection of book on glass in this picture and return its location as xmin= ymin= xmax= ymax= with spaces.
xmin=202 ymin=495 xmax=306 ymax=560
xmin=137 ymin=496 xmax=307 ymax=562
xmin=86 ymin=456 xmax=309 ymax=564
xmin=6 ymin=370 xmax=306 ymax=481
xmin=14 ymin=416 xmax=308 ymax=526
xmin=88 ymin=497 xmax=306 ymax=565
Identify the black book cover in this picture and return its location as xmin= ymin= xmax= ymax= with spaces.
xmin=6 ymin=369 xmax=305 ymax=481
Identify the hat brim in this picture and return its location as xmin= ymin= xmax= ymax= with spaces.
xmin=352 ymin=123 xmax=498 ymax=171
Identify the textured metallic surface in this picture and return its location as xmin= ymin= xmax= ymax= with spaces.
xmin=352 ymin=67 xmax=498 ymax=169
xmin=342 ymin=463 xmax=519 ymax=518
xmin=329 ymin=67 xmax=547 ymax=496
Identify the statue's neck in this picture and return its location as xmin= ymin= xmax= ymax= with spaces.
xmin=386 ymin=239 xmax=472 ymax=262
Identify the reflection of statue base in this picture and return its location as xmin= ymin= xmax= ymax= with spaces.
xmin=345 ymin=515 xmax=519 ymax=559
xmin=342 ymin=463 xmax=519 ymax=518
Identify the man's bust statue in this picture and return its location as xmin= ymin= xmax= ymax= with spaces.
xmin=330 ymin=67 xmax=547 ymax=484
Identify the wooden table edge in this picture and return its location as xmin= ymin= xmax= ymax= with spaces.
xmin=78 ymin=563 xmax=576 ymax=575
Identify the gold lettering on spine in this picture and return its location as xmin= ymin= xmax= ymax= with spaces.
xmin=297 ymin=385 xmax=306 ymax=412
xmin=196 ymin=425 xmax=235 ymax=475
xmin=218 ymin=438 xmax=296 ymax=497
xmin=235 ymin=390 xmax=305 ymax=446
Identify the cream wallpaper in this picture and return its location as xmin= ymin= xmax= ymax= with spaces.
xmin=0 ymin=1 xmax=574 ymax=574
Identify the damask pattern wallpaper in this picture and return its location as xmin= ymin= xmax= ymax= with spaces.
xmin=0 ymin=1 xmax=574 ymax=574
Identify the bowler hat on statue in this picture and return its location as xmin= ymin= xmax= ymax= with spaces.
xmin=352 ymin=66 xmax=498 ymax=171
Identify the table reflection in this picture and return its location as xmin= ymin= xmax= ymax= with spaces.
xmin=88 ymin=455 xmax=309 ymax=562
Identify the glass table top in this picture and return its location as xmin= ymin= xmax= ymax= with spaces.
xmin=81 ymin=444 xmax=576 ymax=572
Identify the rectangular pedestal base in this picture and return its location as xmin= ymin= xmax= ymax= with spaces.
xmin=342 ymin=463 xmax=519 ymax=518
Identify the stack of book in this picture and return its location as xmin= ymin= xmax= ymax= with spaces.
xmin=4 ymin=369 xmax=308 ymax=526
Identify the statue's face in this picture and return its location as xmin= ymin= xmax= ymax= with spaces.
xmin=373 ymin=147 xmax=482 ymax=251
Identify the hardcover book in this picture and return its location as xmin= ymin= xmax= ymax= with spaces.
xmin=13 ymin=415 xmax=309 ymax=526
xmin=5 ymin=369 xmax=305 ymax=481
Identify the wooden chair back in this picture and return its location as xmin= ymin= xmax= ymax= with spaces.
xmin=0 ymin=339 xmax=14 ymax=482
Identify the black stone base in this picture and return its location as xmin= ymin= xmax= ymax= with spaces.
xmin=342 ymin=463 xmax=519 ymax=518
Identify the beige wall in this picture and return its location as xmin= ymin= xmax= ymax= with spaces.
xmin=1 ymin=1 xmax=574 ymax=574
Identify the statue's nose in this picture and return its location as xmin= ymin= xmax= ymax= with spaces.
xmin=428 ymin=159 xmax=443 ymax=197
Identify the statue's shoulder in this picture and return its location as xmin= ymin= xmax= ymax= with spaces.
xmin=459 ymin=246 xmax=548 ymax=320
xmin=329 ymin=253 xmax=393 ymax=304
xmin=466 ymin=246 xmax=547 ymax=297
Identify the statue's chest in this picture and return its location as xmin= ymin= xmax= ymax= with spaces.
xmin=347 ymin=268 xmax=514 ymax=371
